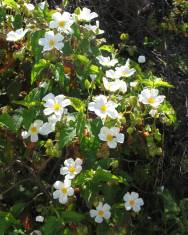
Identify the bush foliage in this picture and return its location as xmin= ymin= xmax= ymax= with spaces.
xmin=0 ymin=0 xmax=187 ymax=235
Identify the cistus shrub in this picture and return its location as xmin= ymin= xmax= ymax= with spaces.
xmin=0 ymin=1 xmax=182 ymax=235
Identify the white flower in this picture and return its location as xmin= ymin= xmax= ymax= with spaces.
xmin=123 ymin=192 xmax=144 ymax=212
xmin=130 ymin=81 xmax=138 ymax=87
xmin=138 ymin=88 xmax=165 ymax=108
xmin=84 ymin=21 xmax=104 ymax=35
xmin=38 ymin=1 xmax=46 ymax=10
xmin=88 ymin=95 xmax=119 ymax=119
xmin=42 ymin=93 xmax=71 ymax=117
xmin=60 ymin=158 xmax=83 ymax=179
xmin=21 ymin=120 xmax=44 ymax=142
xmin=6 ymin=28 xmax=28 ymax=42
xmin=106 ymin=69 xmax=120 ymax=79
xmin=98 ymin=126 xmax=124 ymax=148
xmin=39 ymin=114 xmax=61 ymax=135
xmin=35 ymin=216 xmax=44 ymax=223
xmin=138 ymin=55 xmax=146 ymax=64
xmin=49 ymin=12 xmax=74 ymax=34
xmin=53 ymin=179 xmax=74 ymax=204
xmin=103 ymin=77 xmax=127 ymax=93
xmin=149 ymin=109 xmax=158 ymax=117
xmin=90 ymin=74 xmax=97 ymax=81
xmin=24 ymin=3 xmax=35 ymax=11
xmin=90 ymin=202 xmax=111 ymax=223
xmin=115 ymin=59 xmax=136 ymax=78
xmin=30 ymin=230 xmax=42 ymax=235
xmin=39 ymin=31 xmax=64 ymax=52
xmin=97 ymin=56 xmax=118 ymax=67
xmin=76 ymin=7 xmax=98 ymax=22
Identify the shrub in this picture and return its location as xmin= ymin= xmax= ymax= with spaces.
xmin=0 ymin=1 xmax=177 ymax=234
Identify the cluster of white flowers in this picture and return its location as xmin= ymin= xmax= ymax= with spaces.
xmin=89 ymin=192 xmax=144 ymax=224
xmin=21 ymin=93 xmax=71 ymax=142
xmin=53 ymin=158 xmax=83 ymax=204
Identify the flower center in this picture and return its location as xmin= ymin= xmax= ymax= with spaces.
xmin=123 ymin=70 xmax=129 ymax=76
xmin=147 ymin=97 xmax=155 ymax=104
xmin=107 ymin=134 xmax=113 ymax=142
xmin=59 ymin=20 xmax=65 ymax=27
xmin=61 ymin=187 xmax=68 ymax=194
xmin=98 ymin=210 xmax=104 ymax=217
xmin=30 ymin=127 xmax=38 ymax=134
xmin=69 ymin=166 xmax=76 ymax=173
xmin=129 ymin=199 xmax=136 ymax=207
xmin=49 ymin=39 xmax=55 ymax=48
xmin=100 ymin=105 xmax=107 ymax=112
xmin=53 ymin=103 xmax=61 ymax=111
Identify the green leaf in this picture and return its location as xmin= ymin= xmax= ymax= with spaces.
xmin=3 ymin=0 xmax=19 ymax=9
xmin=62 ymin=41 xmax=73 ymax=56
xmin=59 ymin=125 xmax=76 ymax=148
xmin=31 ymin=59 xmax=49 ymax=84
xmin=54 ymin=63 xmax=65 ymax=85
xmin=76 ymin=54 xmax=90 ymax=65
xmin=61 ymin=211 xmax=85 ymax=223
xmin=42 ymin=216 xmax=61 ymax=235
xmin=75 ymin=113 xmax=86 ymax=140
xmin=31 ymin=30 xmax=44 ymax=62
xmin=70 ymin=97 xmax=86 ymax=112
xmin=13 ymin=14 xmax=23 ymax=29
xmin=0 ymin=113 xmax=16 ymax=132
xmin=93 ymin=168 xmax=125 ymax=184
xmin=100 ymin=44 xmax=115 ymax=53
xmin=89 ymin=64 xmax=100 ymax=74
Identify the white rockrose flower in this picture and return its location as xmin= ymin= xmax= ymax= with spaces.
xmin=115 ymin=59 xmax=136 ymax=78
xmin=76 ymin=7 xmax=98 ymax=22
xmin=21 ymin=120 xmax=44 ymax=142
xmin=90 ymin=202 xmax=111 ymax=223
xmin=53 ymin=179 xmax=74 ymax=204
xmin=39 ymin=31 xmax=64 ymax=52
xmin=38 ymin=1 xmax=46 ymax=10
xmin=138 ymin=55 xmax=146 ymax=64
xmin=35 ymin=215 xmax=44 ymax=223
xmin=106 ymin=69 xmax=121 ymax=79
xmin=60 ymin=158 xmax=83 ymax=179
xmin=42 ymin=93 xmax=71 ymax=117
xmin=39 ymin=114 xmax=61 ymax=135
xmin=149 ymin=109 xmax=158 ymax=117
xmin=130 ymin=81 xmax=138 ymax=87
xmin=24 ymin=3 xmax=35 ymax=11
xmin=30 ymin=230 xmax=42 ymax=235
xmin=123 ymin=192 xmax=144 ymax=212
xmin=138 ymin=88 xmax=165 ymax=108
xmin=49 ymin=12 xmax=74 ymax=34
xmin=98 ymin=126 xmax=124 ymax=148
xmin=103 ymin=77 xmax=127 ymax=93
xmin=88 ymin=95 xmax=119 ymax=119
xmin=6 ymin=28 xmax=28 ymax=42
xmin=84 ymin=21 xmax=104 ymax=35
xmin=97 ymin=56 xmax=118 ymax=67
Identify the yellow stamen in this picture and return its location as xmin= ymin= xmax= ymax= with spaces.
xmin=59 ymin=20 xmax=65 ymax=27
xmin=129 ymin=199 xmax=136 ymax=207
xmin=69 ymin=166 xmax=76 ymax=173
xmin=98 ymin=210 xmax=104 ymax=217
xmin=61 ymin=187 xmax=68 ymax=194
xmin=100 ymin=105 xmax=107 ymax=112
xmin=107 ymin=134 xmax=113 ymax=142
xmin=30 ymin=127 xmax=37 ymax=134
xmin=147 ymin=97 xmax=155 ymax=104
xmin=53 ymin=103 xmax=61 ymax=111
xmin=49 ymin=39 xmax=55 ymax=48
